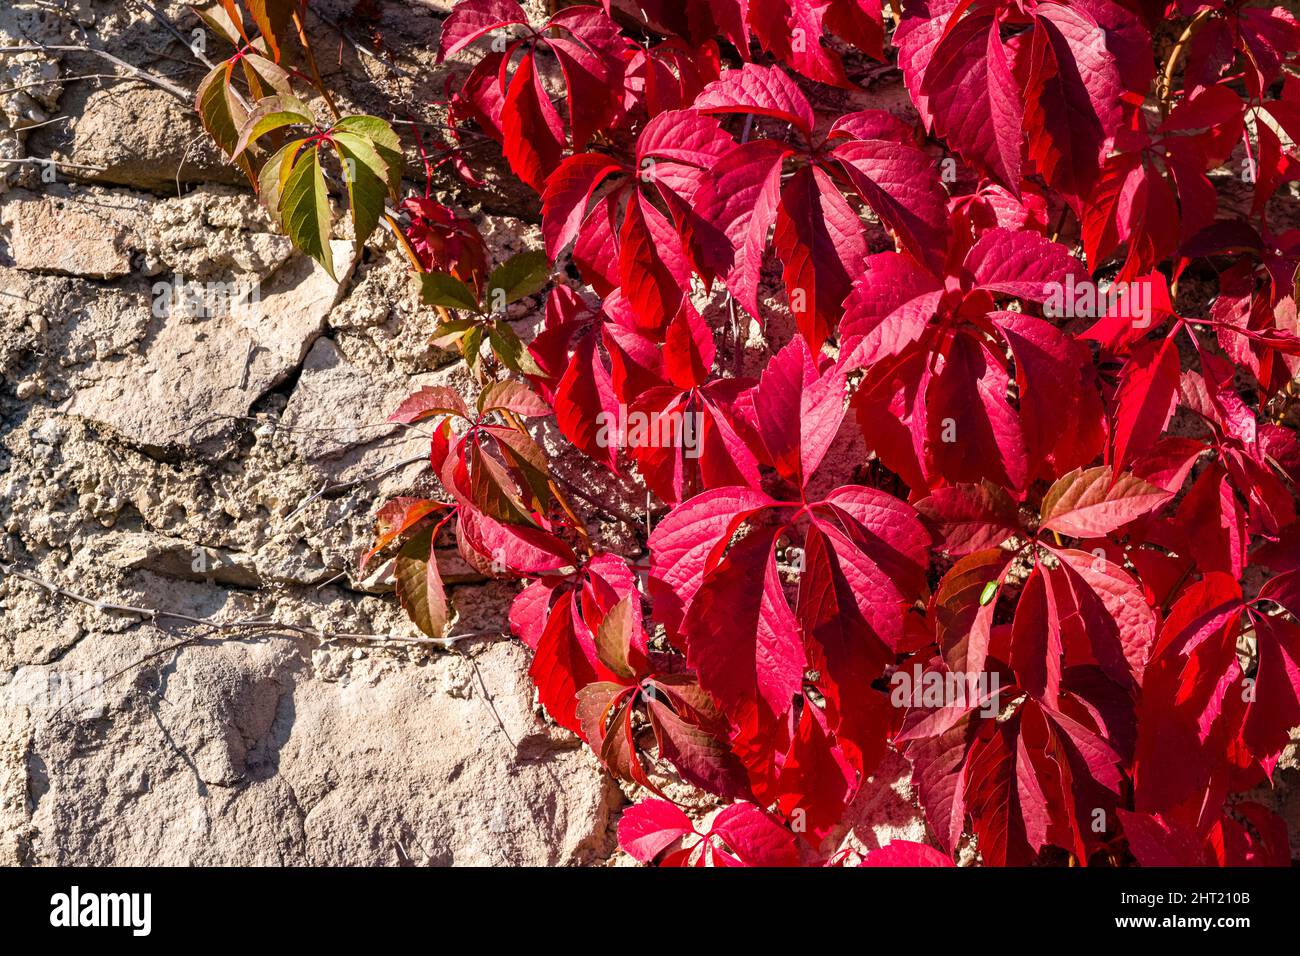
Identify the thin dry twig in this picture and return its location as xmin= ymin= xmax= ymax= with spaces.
xmin=0 ymin=44 xmax=192 ymax=101
xmin=128 ymin=0 xmax=215 ymax=69
xmin=313 ymin=7 xmax=415 ymax=79
xmin=0 ymin=560 xmax=497 ymax=650
xmin=0 ymin=156 xmax=106 ymax=172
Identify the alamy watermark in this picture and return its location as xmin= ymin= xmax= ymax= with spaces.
xmin=1043 ymin=275 xmax=1151 ymax=326
xmin=152 ymin=273 xmax=262 ymax=323
xmin=0 ymin=668 xmax=106 ymax=718
xmin=889 ymin=664 xmax=1002 ymax=717
xmin=49 ymin=886 xmax=151 ymax=936
xmin=594 ymin=404 xmax=704 ymax=459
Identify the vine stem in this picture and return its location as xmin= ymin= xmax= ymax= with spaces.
xmin=384 ymin=213 xmax=424 ymax=272
xmin=1159 ymin=9 xmax=1214 ymax=116
xmin=0 ymin=44 xmax=191 ymax=102
xmin=1271 ymin=378 xmax=1299 ymax=425
xmin=0 ymin=157 xmax=106 ymax=172
xmin=292 ymin=5 xmax=340 ymax=120
xmin=284 ymin=453 xmax=428 ymax=522
xmin=1048 ymin=204 xmax=1070 ymax=243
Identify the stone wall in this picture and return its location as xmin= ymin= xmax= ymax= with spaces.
xmin=2 ymin=0 xmax=1296 ymax=867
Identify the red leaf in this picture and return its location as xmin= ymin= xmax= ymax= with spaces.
xmin=832 ymin=138 xmax=952 ymax=271
xmin=748 ymin=336 xmax=846 ymax=488
xmin=1010 ymin=565 xmax=1063 ymax=704
xmin=965 ymin=228 xmax=1084 ymax=302
xmin=478 ymin=380 xmax=550 ymax=417
xmin=1022 ymin=4 xmax=1124 ymax=200
xmin=618 ymin=192 xmax=691 ymax=333
xmin=389 ymin=386 xmax=470 ymax=424
xmin=693 ymin=62 xmax=815 ymax=135
xmin=707 ymin=802 xmax=800 ymax=866
xmin=647 ymin=485 xmax=775 ymax=639
xmin=681 ymin=523 xmax=805 ymax=724
xmin=541 ymin=153 xmax=624 ymax=259
xmin=1111 ymin=337 xmax=1181 ymax=474
xmin=915 ymin=482 xmax=1020 ymax=556
xmin=1039 ymin=465 xmax=1172 ymax=538
xmin=928 ymin=332 xmax=1027 ymax=490
xmin=860 ymin=841 xmax=955 ymax=867
xmin=773 ymin=165 xmax=868 ymax=349
xmin=500 ymin=50 xmax=566 ymax=192
xmin=438 ymin=0 xmax=529 ymax=61
xmin=841 ymin=253 xmax=943 ymax=368
xmin=994 ymin=312 xmax=1106 ymax=481
xmin=906 ymin=12 xmax=1023 ymax=190
xmin=697 ymin=139 xmax=792 ymax=321
xmin=663 ymin=301 xmax=716 ymax=390
xmin=1117 ymin=810 xmax=1208 ymax=866
xmin=362 ymin=497 xmax=449 ymax=570
xmin=617 ymin=799 xmax=696 ymax=862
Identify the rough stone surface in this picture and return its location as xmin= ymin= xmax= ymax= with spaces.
xmin=5 ymin=623 xmax=617 ymax=866
xmin=1 ymin=0 xmax=1295 ymax=870
xmin=35 ymin=83 xmax=245 ymax=193
xmin=62 ymin=238 xmax=355 ymax=449
xmin=2 ymin=192 xmax=132 ymax=278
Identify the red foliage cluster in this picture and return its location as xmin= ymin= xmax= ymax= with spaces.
xmin=372 ymin=0 xmax=1300 ymax=867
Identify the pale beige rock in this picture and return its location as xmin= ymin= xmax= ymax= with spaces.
xmin=0 ymin=588 xmax=618 ymax=866
xmin=141 ymin=185 xmax=294 ymax=280
xmin=1 ymin=192 xmax=132 ymax=278
xmin=62 ymin=240 xmax=356 ymax=448
xmin=95 ymin=532 xmax=260 ymax=588
xmin=824 ymin=749 xmax=933 ymax=860
xmin=280 ymin=336 xmax=473 ymax=493
xmin=35 ymin=83 xmax=243 ymax=192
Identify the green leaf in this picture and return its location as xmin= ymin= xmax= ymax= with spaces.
xmin=463 ymin=325 xmax=485 ymax=371
xmin=487 ymin=321 xmax=546 ymax=376
xmin=196 ymin=62 xmax=257 ymax=187
xmin=491 ymin=427 xmax=553 ymax=510
xmin=332 ymin=114 xmax=404 ymax=198
xmin=195 ymin=5 xmax=244 ymax=47
xmin=430 ymin=318 xmax=476 ymax=349
xmin=195 ymin=61 xmax=247 ymax=158
xmin=257 ymin=138 xmax=300 ymax=227
xmin=331 ymin=130 xmax=389 ymax=251
xmin=394 ymin=526 xmax=451 ymax=639
xmin=332 ymin=114 xmax=400 ymax=151
xmin=279 ymin=144 xmax=335 ymax=279
xmin=234 ymin=94 xmax=315 ymax=158
xmin=469 ymin=442 xmax=531 ymax=524
xmin=420 ymin=272 xmax=481 ymax=311
xmin=477 ymin=380 xmax=550 ymax=417
xmin=594 ymin=596 xmax=637 ymax=679
xmin=246 ymin=0 xmax=297 ymax=62
xmin=484 ymin=250 xmax=550 ymax=310
xmin=240 ymin=52 xmax=294 ymax=98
